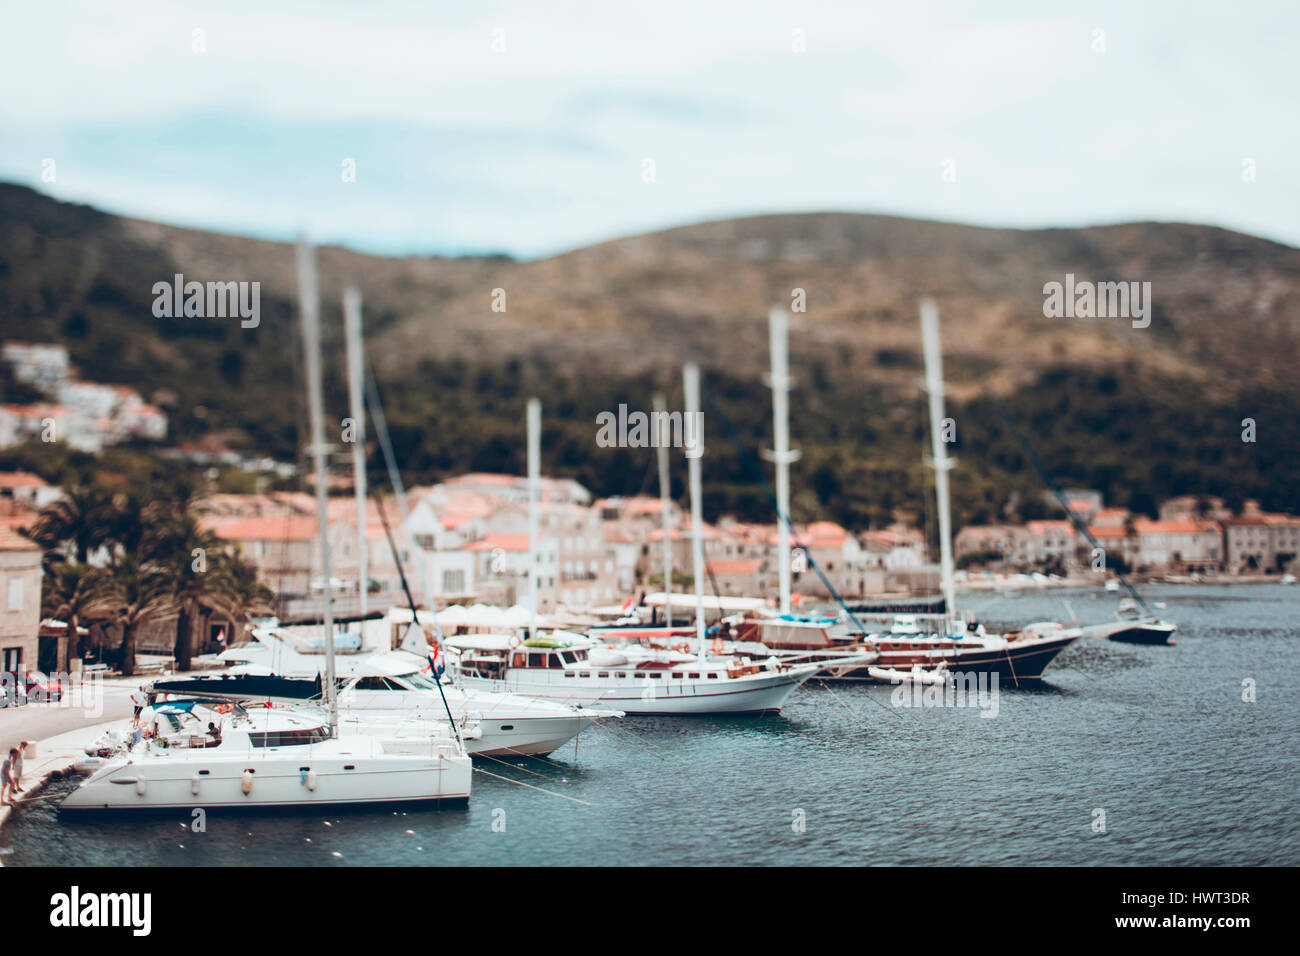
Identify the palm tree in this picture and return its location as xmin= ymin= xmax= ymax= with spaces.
xmin=28 ymin=484 xmax=119 ymax=563
xmin=104 ymin=490 xmax=148 ymax=567
xmin=110 ymin=558 xmax=173 ymax=678
xmin=41 ymin=560 xmax=116 ymax=665
xmin=144 ymin=510 xmax=235 ymax=671
xmin=220 ymin=549 xmax=276 ymax=626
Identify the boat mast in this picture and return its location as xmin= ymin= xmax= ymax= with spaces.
xmin=653 ymin=392 xmax=673 ymax=628
xmin=343 ymin=286 xmax=368 ymax=619
xmin=920 ymin=300 xmax=956 ymax=626
xmin=765 ymin=305 xmax=799 ymax=616
xmin=683 ymin=363 xmax=707 ymax=658
xmin=296 ymin=237 xmax=337 ymax=736
xmin=365 ymin=374 xmax=441 ymax=639
xmin=527 ymin=398 xmax=541 ymax=639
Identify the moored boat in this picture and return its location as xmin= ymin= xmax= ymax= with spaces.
xmin=63 ymin=700 xmax=470 ymax=810
xmin=452 ymin=631 xmax=857 ymax=714
xmin=155 ymin=629 xmax=621 ymax=757
xmin=1084 ymin=599 xmax=1177 ymax=645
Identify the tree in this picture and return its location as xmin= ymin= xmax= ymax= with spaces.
xmin=111 ymin=558 xmax=173 ymax=678
xmin=28 ymin=485 xmax=118 ymax=563
xmin=220 ymin=550 xmax=275 ymax=624
xmin=103 ymin=490 xmax=148 ymax=566
xmin=144 ymin=509 xmax=235 ymax=671
xmin=41 ymin=560 xmax=116 ymax=664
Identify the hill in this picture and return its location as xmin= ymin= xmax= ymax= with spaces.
xmin=1 ymin=183 xmax=1296 ymax=530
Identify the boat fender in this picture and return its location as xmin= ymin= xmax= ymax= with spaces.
xmin=241 ymin=770 xmax=253 ymax=795
xmin=303 ymin=770 xmax=317 ymax=791
xmin=135 ymin=776 xmax=147 ymax=796
xmin=190 ymin=773 xmax=200 ymax=796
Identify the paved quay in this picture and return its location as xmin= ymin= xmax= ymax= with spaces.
xmin=0 ymin=676 xmax=141 ymax=852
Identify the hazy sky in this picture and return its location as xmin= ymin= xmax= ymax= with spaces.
xmin=2 ymin=1 xmax=1296 ymax=258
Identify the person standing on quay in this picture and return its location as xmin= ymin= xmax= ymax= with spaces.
xmin=12 ymin=741 xmax=27 ymax=794
xmin=1 ymin=748 xmax=17 ymax=805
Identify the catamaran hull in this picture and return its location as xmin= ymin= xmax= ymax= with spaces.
xmin=62 ymin=754 xmax=471 ymax=810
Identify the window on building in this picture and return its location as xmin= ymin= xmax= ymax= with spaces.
xmin=442 ymin=569 xmax=466 ymax=593
xmin=7 ymin=578 xmax=22 ymax=611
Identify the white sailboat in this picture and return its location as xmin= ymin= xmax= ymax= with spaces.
xmin=450 ymin=374 xmax=863 ymax=713
xmin=452 ymin=628 xmax=836 ymax=714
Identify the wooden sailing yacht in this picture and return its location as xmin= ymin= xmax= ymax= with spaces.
xmin=743 ymin=301 xmax=1079 ymax=685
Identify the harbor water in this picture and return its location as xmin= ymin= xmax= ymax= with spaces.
xmin=4 ymin=583 xmax=1298 ymax=866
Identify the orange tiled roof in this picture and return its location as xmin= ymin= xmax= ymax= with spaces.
xmin=804 ymin=521 xmax=848 ymax=547
xmin=0 ymin=471 xmax=49 ymax=489
xmin=1087 ymin=526 xmax=1130 ymax=539
xmin=204 ymin=516 xmax=318 ymax=541
xmin=1132 ymin=519 xmax=1219 ymax=535
xmin=464 ymin=533 xmax=530 ymax=552
xmin=445 ymin=473 xmax=520 ymax=487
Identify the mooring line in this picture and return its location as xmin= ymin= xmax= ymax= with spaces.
xmin=494 ymin=746 xmax=575 ymax=772
xmin=472 ymin=766 xmax=592 ymax=806
xmin=818 ymin=678 xmax=904 ymax=719
xmin=475 ymin=751 xmax=554 ymax=780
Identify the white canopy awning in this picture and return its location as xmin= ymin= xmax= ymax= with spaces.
xmin=640 ymin=591 xmax=766 ymax=612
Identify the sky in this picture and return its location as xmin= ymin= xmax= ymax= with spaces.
xmin=1 ymin=1 xmax=1297 ymax=259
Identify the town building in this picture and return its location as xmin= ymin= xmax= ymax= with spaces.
xmin=1 ymin=342 xmax=169 ymax=452
xmin=0 ymin=526 xmax=42 ymax=677
xmin=1222 ymin=509 xmax=1300 ymax=573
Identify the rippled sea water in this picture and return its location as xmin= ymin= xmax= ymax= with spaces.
xmin=5 ymin=584 xmax=1298 ymax=866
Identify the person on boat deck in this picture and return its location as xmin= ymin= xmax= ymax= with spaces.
xmin=130 ymin=688 xmax=147 ymax=726
xmin=207 ymin=721 xmax=222 ymax=744
xmin=138 ymin=704 xmax=157 ymax=738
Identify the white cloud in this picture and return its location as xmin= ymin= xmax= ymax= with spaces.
xmin=2 ymin=0 xmax=1297 ymax=256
